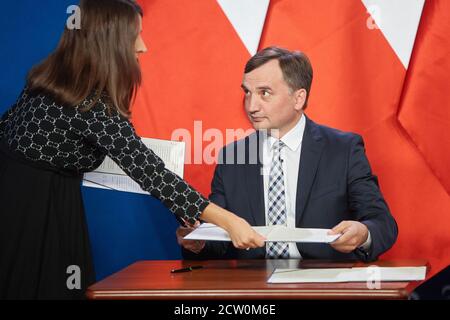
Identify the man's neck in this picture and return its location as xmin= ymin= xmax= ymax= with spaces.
xmin=269 ymin=112 xmax=303 ymax=139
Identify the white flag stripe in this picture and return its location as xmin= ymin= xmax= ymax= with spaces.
xmin=361 ymin=0 xmax=425 ymax=69
xmin=217 ymin=0 xmax=270 ymax=55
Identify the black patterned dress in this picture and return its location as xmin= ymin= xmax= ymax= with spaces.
xmin=0 ymin=87 xmax=209 ymax=299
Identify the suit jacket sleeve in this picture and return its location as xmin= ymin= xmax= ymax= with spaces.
xmin=347 ymin=134 xmax=398 ymax=261
xmin=181 ymin=154 xmax=232 ymax=260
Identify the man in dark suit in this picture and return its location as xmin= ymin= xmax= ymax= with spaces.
xmin=178 ymin=46 xmax=397 ymax=262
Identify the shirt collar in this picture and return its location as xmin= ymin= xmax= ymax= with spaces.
xmin=267 ymin=113 xmax=305 ymax=152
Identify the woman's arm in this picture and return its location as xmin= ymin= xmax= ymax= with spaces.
xmin=76 ymin=98 xmax=264 ymax=249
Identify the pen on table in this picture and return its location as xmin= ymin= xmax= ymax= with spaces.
xmin=171 ymin=265 xmax=203 ymax=273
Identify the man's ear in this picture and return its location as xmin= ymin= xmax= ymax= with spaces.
xmin=294 ymin=88 xmax=307 ymax=111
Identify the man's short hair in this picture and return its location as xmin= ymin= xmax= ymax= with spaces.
xmin=245 ymin=46 xmax=313 ymax=109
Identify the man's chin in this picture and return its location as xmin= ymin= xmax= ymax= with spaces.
xmin=251 ymin=122 xmax=269 ymax=131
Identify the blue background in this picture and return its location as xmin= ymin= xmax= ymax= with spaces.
xmin=0 ymin=0 xmax=182 ymax=281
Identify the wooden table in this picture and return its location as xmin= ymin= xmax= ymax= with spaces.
xmin=86 ymin=259 xmax=427 ymax=300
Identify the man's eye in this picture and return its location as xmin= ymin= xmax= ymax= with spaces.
xmin=262 ymin=90 xmax=271 ymax=97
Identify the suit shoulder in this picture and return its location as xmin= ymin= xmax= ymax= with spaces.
xmin=220 ymin=131 xmax=257 ymax=151
xmin=217 ymin=131 xmax=258 ymax=163
xmin=313 ymin=121 xmax=362 ymax=145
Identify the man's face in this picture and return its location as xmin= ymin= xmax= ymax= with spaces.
xmin=242 ymin=59 xmax=306 ymax=138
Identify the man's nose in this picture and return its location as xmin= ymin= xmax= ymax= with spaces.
xmin=247 ymin=95 xmax=260 ymax=113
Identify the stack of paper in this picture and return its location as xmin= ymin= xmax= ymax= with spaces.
xmin=267 ymin=266 xmax=427 ymax=283
xmin=183 ymin=223 xmax=341 ymax=243
xmin=83 ymin=137 xmax=185 ymax=194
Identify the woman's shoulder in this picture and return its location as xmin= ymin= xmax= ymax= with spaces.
xmin=21 ymin=86 xmax=128 ymax=126
xmin=77 ymin=93 xmax=126 ymax=121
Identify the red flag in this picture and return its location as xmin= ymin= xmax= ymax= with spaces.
xmin=133 ymin=0 xmax=254 ymax=195
xmin=393 ymin=0 xmax=450 ymax=278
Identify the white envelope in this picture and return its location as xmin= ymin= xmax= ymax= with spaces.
xmin=184 ymin=223 xmax=341 ymax=243
xmin=268 ymin=266 xmax=427 ymax=283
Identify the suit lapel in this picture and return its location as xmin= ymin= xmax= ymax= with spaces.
xmin=296 ymin=116 xmax=325 ymax=226
xmin=244 ymin=132 xmax=266 ymax=226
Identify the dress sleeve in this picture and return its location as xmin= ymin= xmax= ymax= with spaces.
xmin=76 ymin=99 xmax=210 ymax=225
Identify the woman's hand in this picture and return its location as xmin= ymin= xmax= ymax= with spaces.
xmin=199 ymin=203 xmax=265 ymax=249
xmin=223 ymin=216 xmax=265 ymax=249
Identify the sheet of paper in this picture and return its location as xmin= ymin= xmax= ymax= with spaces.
xmin=182 ymin=223 xmax=232 ymax=241
xmin=184 ymin=223 xmax=341 ymax=243
xmin=256 ymin=225 xmax=341 ymax=243
xmin=267 ymin=266 xmax=427 ymax=283
xmin=83 ymin=137 xmax=185 ymax=194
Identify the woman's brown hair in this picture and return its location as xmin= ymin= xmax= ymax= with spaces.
xmin=27 ymin=0 xmax=143 ymax=117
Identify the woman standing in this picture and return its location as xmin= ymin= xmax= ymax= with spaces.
xmin=0 ymin=0 xmax=264 ymax=299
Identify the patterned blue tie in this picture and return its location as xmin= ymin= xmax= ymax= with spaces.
xmin=266 ymin=139 xmax=289 ymax=259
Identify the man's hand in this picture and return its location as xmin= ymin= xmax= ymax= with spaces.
xmin=328 ymin=221 xmax=369 ymax=254
xmin=176 ymin=221 xmax=206 ymax=254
